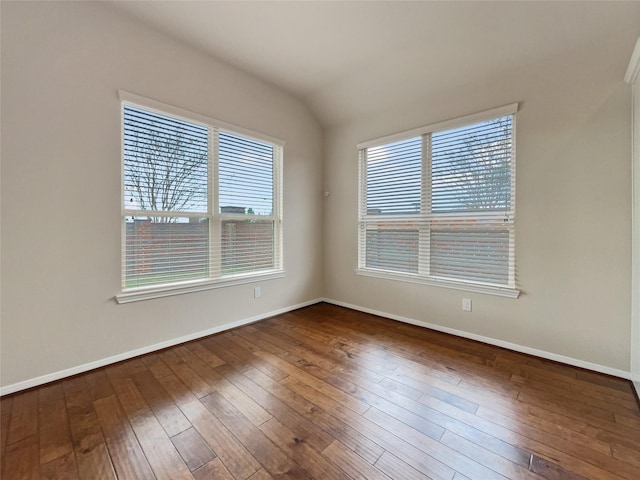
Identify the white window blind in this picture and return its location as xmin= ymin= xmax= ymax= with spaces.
xmin=122 ymin=99 xmax=283 ymax=296
xmin=217 ymin=131 xmax=279 ymax=276
xmin=358 ymin=105 xmax=518 ymax=297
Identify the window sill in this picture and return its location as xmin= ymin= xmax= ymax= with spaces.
xmin=116 ymin=270 xmax=286 ymax=304
xmin=355 ymin=268 xmax=520 ymax=298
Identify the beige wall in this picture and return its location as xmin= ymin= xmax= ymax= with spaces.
xmin=0 ymin=2 xmax=324 ymax=389
xmin=323 ymin=39 xmax=633 ymax=373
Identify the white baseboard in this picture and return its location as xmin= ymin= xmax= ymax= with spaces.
xmin=0 ymin=298 xmax=323 ymax=396
xmin=3 ymin=297 xmax=633 ymax=396
xmin=634 ymin=380 xmax=640 ymax=398
xmin=321 ymin=298 xmax=632 ymax=380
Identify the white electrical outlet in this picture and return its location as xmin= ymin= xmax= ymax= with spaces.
xmin=254 ymin=287 xmax=261 ymax=298
xmin=462 ymin=298 xmax=472 ymax=312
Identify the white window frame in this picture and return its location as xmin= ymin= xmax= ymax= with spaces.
xmin=116 ymin=91 xmax=284 ymax=304
xmin=356 ymin=104 xmax=520 ymax=298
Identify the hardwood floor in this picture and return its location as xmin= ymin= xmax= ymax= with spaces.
xmin=1 ymin=302 xmax=639 ymax=479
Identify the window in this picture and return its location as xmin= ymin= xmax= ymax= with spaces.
xmin=117 ymin=92 xmax=283 ymax=303
xmin=357 ymin=104 xmax=519 ymax=298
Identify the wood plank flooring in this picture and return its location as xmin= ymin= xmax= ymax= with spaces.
xmin=1 ymin=302 xmax=639 ymax=479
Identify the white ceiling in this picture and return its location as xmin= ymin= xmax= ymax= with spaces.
xmin=109 ymin=1 xmax=640 ymax=127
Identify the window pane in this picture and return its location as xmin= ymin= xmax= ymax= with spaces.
xmin=125 ymin=217 xmax=209 ymax=289
xmin=123 ymin=106 xmax=209 ymax=213
xmin=431 ymin=116 xmax=512 ymax=213
xmin=366 ymin=137 xmax=422 ymax=215
xmin=219 ymin=131 xmax=273 ymax=216
xmin=430 ymin=223 xmax=509 ymax=284
xmin=221 ymin=219 xmax=275 ymax=274
xmin=366 ymin=228 xmax=419 ymax=273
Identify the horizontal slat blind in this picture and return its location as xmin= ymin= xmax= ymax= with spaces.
xmin=122 ymin=102 xmax=281 ymax=291
xmin=123 ymin=106 xmax=208 ymax=213
xmin=364 ymin=223 xmax=421 ymax=274
xmin=432 ymin=116 xmax=512 ymax=213
xmin=219 ymin=131 xmax=274 ymax=216
xmin=359 ymin=108 xmax=515 ymax=290
xmin=220 ymin=219 xmax=275 ymax=274
xmin=218 ymin=131 xmax=277 ymax=275
xmin=124 ymin=107 xmax=210 ymax=288
xmin=124 ymin=217 xmax=209 ymax=289
xmin=430 ymin=218 xmax=512 ymax=284
xmin=366 ymin=137 xmax=422 ymax=215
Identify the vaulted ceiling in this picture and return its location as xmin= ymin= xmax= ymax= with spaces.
xmin=109 ymin=1 xmax=640 ymax=127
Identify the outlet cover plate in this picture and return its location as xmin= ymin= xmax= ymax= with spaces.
xmin=462 ymin=298 xmax=472 ymax=312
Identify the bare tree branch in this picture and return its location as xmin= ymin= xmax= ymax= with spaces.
xmin=434 ymin=118 xmax=511 ymax=212
xmin=125 ymin=121 xmax=208 ymax=223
